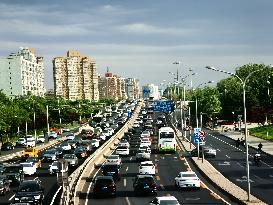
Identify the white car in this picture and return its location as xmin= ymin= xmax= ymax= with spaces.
xmin=140 ymin=137 xmax=151 ymax=146
xmin=139 ymin=161 xmax=155 ymax=175
xmin=118 ymin=140 xmax=130 ymax=148
xmin=49 ymin=131 xmax=58 ymax=139
xmin=49 ymin=161 xmax=68 ymax=174
xmin=20 ymin=162 xmax=37 ymax=176
xmin=139 ymin=144 xmax=151 ymax=153
xmin=174 ymin=171 xmax=201 ymax=189
xmin=63 ymin=128 xmax=70 ymax=132
xmin=66 ymin=133 xmax=75 ymax=140
xmin=102 ymin=129 xmax=111 ymax=137
xmin=149 ymin=196 xmax=180 ymax=205
xmin=37 ymin=135 xmax=46 ymax=143
xmin=16 ymin=138 xmax=26 ymax=146
xmin=99 ymin=133 xmax=106 ymax=141
xmin=116 ymin=146 xmax=130 ymax=156
xmin=26 ymin=138 xmax=36 ymax=147
xmin=132 ymin=122 xmax=140 ymax=128
xmin=105 ymin=127 xmax=114 ymax=135
xmin=91 ymin=138 xmax=100 ymax=148
xmin=60 ymin=142 xmax=72 ymax=151
xmin=106 ymin=154 xmax=122 ymax=165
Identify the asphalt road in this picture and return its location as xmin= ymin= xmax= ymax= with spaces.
xmin=186 ymin=128 xmax=273 ymax=204
xmin=79 ymin=127 xmax=230 ymax=205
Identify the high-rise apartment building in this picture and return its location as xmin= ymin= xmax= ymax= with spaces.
xmin=142 ymin=84 xmax=159 ymax=100
xmin=53 ymin=50 xmax=99 ymax=101
xmin=125 ymin=78 xmax=140 ymax=100
xmin=0 ymin=47 xmax=45 ymax=97
xmin=98 ymin=69 xmax=127 ymax=100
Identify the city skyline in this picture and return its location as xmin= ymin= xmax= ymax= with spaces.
xmin=0 ymin=0 xmax=272 ymax=89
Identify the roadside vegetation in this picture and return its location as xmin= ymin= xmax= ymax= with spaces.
xmin=249 ymin=125 xmax=273 ymax=141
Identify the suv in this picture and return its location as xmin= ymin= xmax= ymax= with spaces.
xmin=92 ymin=176 xmax=116 ymax=198
xmin=42 ymin=149 xmax=58 ymax=162
xmin=12 ymin=179 xmax=44 ymax=204
xmin=101 ymin=162 xmax=121 ymax=181
xmin=133 ymin=174 xmax=157 ymax=196
xmin=2 ymin=164 xmax=24 ymax=185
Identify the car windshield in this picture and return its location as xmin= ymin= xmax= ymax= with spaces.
xmin=3 ymin=166 xmax=21 ymax=173
xmin=18 ymin=182 xmax=40 ymax=192
xmin=182 ymin=173 xmax=197 ymax=178
xmin=160 ymin=200 xmax=179 ymax=205
xmin=21 ymin=163 xmax=33 ymax=167
xmin=25 ymin=148 xmax=33 ymax=152
xmin=137 ymin=177 xmax=154 ymax=184
xmin=103 ymin=165 xmax=118 ymax=171
xmin=26 ymin=158 xmax=37 ymax=163
xmin=45 ymin=149 xmax=56 ymax=154
xmin=107 ymin=156 xmax=119 ymax=160
xmin=95 ymin=178 xmax=113 ymax=186
xmin=117 ymin=146 xmax=128 ymax=149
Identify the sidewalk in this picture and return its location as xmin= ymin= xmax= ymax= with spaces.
xmin=215 ymin=128 xmax=273 ymax=156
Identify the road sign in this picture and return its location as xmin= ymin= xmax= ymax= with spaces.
xmin=153 ymin=100 xmax=174 ymax=112
xmin=193 ymin=128 xmax=200 ymax=144
xmin=199 ymin=130 xmax=206 ymax=141
xmin=128 ymin=111 xmax=132 ymax=118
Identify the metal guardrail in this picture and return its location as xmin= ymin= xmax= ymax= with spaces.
xmin=63 ymin=102 xmax=142 ymax=205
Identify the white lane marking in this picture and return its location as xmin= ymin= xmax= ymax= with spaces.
xmin=50 ymin=186 xmax=62 ymax=205
xmin=185 ymin=197 xmax=201 ymax=201
xmin=9 ymin=194 xmax=15 ymax=201
xmin=126 ymin=196 xmax=132 ymax=205
xmin=236 ymin=162 xmax=244 ymax=168
xmin=126 ymin=166 xmax=129 ymax=172
xmin=253 ymin=175 xmax=263 ymax=180
xmin=225 ymin=155 xmax=230 ymax=159
xmin=124 ymin=178 xmax=127 ymax=187
xmin=218 ymin=161 xmax=230 ymax=166
xmin=130 ymin=157 xmax=133 ymax=161
xmin=269 ymin=175 xmax=273 ymax=178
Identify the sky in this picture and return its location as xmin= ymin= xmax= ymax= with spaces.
xmin=0 ymin=0 xmax=273 ymax=90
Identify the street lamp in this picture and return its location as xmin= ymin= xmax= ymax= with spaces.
xmin=205 ymin=65 xmax=271 ymax=201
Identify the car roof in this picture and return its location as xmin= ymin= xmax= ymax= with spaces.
xmin=156 ymin=196 xmax=178 ymax=201
xmin=96 ymin=176 xmax=114 ymax=180
xmin=136 ymin=174 xmax=153 ymax=178
xmin=179 ymin=171 xmax=196 ymax=175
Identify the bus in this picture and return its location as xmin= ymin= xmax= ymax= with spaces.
xmin=158 ymin=127 xmax=177 ymax=153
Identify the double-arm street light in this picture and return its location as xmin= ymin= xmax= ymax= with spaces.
xmin=205 ymin=65 xmax=271 ymax=201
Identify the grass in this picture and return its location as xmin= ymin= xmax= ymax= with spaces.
xmin=249 ymin=125 xmax=273 ymax=141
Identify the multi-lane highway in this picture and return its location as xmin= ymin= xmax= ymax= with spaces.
xmin=185 ymin=128 xmax=273 ymax=204
xmin=78 ymin=126 xmax=236 ymax=205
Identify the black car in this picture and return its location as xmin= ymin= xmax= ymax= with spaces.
xmin=2 ymin=164 xmax=24 ymax=186
xmin=133 ymin=175 xmax=157 ymax=196
xmin=92 ymin=176 xmax=116 ymax=198
xmin=0 ymin=175 xmax=10 ymax=195
xmin=74 ymin=146 xmax=88 ymax=158
xmin=12 ymin=179 xmax=44 ymax=205
xmin=101 ymin=162 xmax=121 ymax=181
xmin=1 ymin=142 xmax=14 ymax=151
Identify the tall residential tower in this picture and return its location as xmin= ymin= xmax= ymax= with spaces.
xmin=53 ymin=50 xmax=99 ymax=101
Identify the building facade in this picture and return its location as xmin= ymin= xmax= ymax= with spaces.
xmin=53 ymin=50 xmax=99 ymax=101
xmin=0 ymin=47 xmax=45 ymax=97
xmin=142 ymin=84 xmax=159 ymax=100
xmin=125 ymin=78 xmax=140 ymax=101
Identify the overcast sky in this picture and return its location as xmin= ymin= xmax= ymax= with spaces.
xmin=0 ymin=0 xmax=273 ymax=90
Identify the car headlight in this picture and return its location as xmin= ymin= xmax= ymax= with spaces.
xmin=34 ymin=195 xmax=41 ymax=200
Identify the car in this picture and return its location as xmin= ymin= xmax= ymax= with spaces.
xmin=63 ymin=128 xmax=70 ymax=132
xmin=63 ymin=154 xmax=79 ymax=167
xmin=15 ymin=138 xmax=26 ymax=147
xmin=132 ymin=122 xmax=140 ymax=128
xmin=66 ymin=133 xmax=75 ymax=140
xmin=191 ymin=146 xmax=216 ymax=158
xmin=174 ymin=171 xmax=201 ymax=189
xmin=106 ymin=155 xmax=122 ymax=166
xmin=2 ymin=164 xmax=24 ymax=185
xmin=118 ymin=140 xmax=130 ymax=148
xmin=1 ymin=142 xmax=14 ymax=151
xmin=105 ymin=127 xmax=114 ymax=136
xmin=140 ymin=137 xmax=152 ymax=146
xmin=139 ymin=144 xmax=151 ymax=153
xmin=49 ymin=131 xmax=58 ymax=139
xmin=20 ymin=162 xmax=37 ymax=176
xmin=21 ymin=147 xmax=39 ymax=161
xmin=37 ymin=135 xmax=46 ymax=143
xmin=139 ymin=161 xmax=155 ymax=175
xmin=74 ymin=146 xmax=88 ymax=158
xmin=92 ymin=176 xmax=116 ymax=198
xmin=141 ymin=130 xmax=151 ymax=137
xmin=67 ymin=140 xmax=79 ymax=149
xmin=60 ymin=142 xmax=72 ymax=151
xmin=102 ymin=129 xmax=111 ymax=138
xmin=26 ymin=137 xmax=36 ymax=147
xmin=149 ymin=196 xmax=181 ymax=205
xmin=101 ymin=162 xmax=121 ymax=181
xmin=136 ymin=150 xmax=151 ymax=162
xmin=0 ymin=175 xmax=10 ymax=195
xmin=42 ymin=149 xmax=58 ymax=162
xmin=12 ymin=179 xmax=44 ymax=204
xmin=91 ymin=138 xmax=100 ymax=148
xmin=133 ymin=175 xmax=157 ymax=196
xmin=81 ymin=140 xmax=92 ymax=152
xmin=48 ymin=161 xmax=68 ymax=175
xmin=116 ymin=146 xmax=130 ymax=156
xmin=98 ymin=133 xmax=107 ymax=141
xmin=26 ymin=157 xmax=42 ymax=169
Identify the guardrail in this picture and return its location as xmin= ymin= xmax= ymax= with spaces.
xmin=64 ymin=102 xmax=142 ymax=205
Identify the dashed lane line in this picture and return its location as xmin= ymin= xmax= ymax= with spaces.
xmin=50 ymin=186 xmax=62 ymax=205
xmin=124 ymin=178 xmax=127 ymax=187
xmin=9 ymin=194 xmax=15 ymax=201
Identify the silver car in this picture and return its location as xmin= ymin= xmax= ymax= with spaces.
xmin=63 ymin=154 xmax=79 ymax=167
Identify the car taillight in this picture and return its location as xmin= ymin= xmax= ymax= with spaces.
xmin=151 ymin=183 xmax=156 ymax=188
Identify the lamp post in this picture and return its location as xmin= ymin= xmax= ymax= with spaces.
xmin=205 ymin=65 xmax=270 ymax=201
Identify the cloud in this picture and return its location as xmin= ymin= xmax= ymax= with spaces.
xmin=118 ymin=23 xmax=196 ymax=36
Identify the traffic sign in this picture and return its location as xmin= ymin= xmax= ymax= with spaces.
xmin=153 ymin=100 xmax=174 ymax=112
xmin=199 ymin=130 xmax=206 ymax=141
xmin=193 ymin=128 xmax=200 ymax=144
